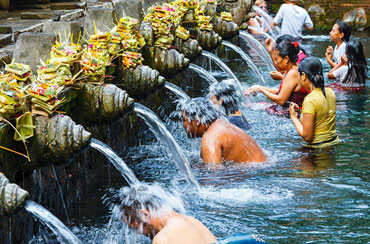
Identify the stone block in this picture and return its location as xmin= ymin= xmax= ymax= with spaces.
xmin=14 ymin=4 xmax=50 ymax=10
xmin=12 ymin=33 xmax=56 ymax=72
xmin=84 ymin=7 xmax=115 ymax=35
xmin=0 ymin=10 xmax=9 ymax=19
xmin=59 ymin=9 xmax=84 ymax=21
xmin=0 ymin=26 xmax=11 ymax=34
xmin=42 ymin=20 xmax=82 ymax=43
xmin=0 ymin=33 xmax=11 ymax=47
xmin=113 ymin=0 xmax=143 ymax=20
xmin=21 ymin=11 xmax=60 ymax=20
xmin=142 ymin=0 xmax=168 ymax=11
xmin=50 ymin=2 xmax=86 ymax=10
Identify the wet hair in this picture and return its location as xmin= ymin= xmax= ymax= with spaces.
xmin=342 ymin=39 xmax=368 ymax=85
xmin=120 ymin=183 xmax=184 ymax=226
xmin=179 ymin=97 xmax=224 ymax=126
xmin=209 ymin=80 xmax=239 ymax=115
xmin=299 ymin=57 xmax=326 ymax=97
xmin=275 ymin=34 xmax=300 ymax=63
xmin=336 ymin=20 xmax=351 ymax=42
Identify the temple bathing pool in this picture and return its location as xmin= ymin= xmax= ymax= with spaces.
xmin=30 ymin=31 xmax=370 ymax=244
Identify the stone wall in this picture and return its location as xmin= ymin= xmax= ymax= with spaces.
xmin=269 ymin=0 xmax=369 ymax=30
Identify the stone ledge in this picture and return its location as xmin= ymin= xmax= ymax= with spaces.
xmin=50 ymin=2 xmax=87 ymax=10
xmin=0 ymin=34 xmax=11 ymax=47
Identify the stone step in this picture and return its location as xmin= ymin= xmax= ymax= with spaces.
xmin=0 ymin=34 xmax=11 ymax=47
xmin=0 ymin=26 xmax=11 ymax=34
xmin=50 ymin=2 xmax=87 ymax=10
xmin=21 ymin=11 xmax=61 ymax=20
xmin=15 ymin=4 xmax=50 ymax=10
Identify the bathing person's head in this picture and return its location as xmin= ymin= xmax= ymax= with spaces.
xmin=209 ymin=80 xmax=239 ymax=116
xmin=343 ymin=39 xmax=368 ymax=85
xmin=120 ymin=184 xmax=182 ymax=239
xmin=330 ymin=20 xmax=351 ymax=43
xmin=298 ymin=57 xmax=326 ymax=97
xmin=180 ymin=97 xmax=223 ymax=138
xmin=255 ymin=0 xmax=267 ymax=11
xmin=274 ymin=34 xmax=300 ymax=70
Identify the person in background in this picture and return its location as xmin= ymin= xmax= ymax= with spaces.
xmin=328 ymin=39 xmax=368 ymax=88
xmin=247 ymin=0 xmax=269 ymax=35
xmin=273 ymin=0 xmax=314 ymax=40
xmin=289 ymin=57 xmax=340 ymax=148
xmin=245 ymin=35 xmax=308 ymax=117
xmin=180 ymin=97 xmax=266 ymax=164
xmin=209 ymin=80 xmax=251 ymax=131
xmin=326 ymin=20 xmax=351 ymax=69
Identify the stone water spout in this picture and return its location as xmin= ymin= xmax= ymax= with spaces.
xmin=195 ymin=29 xmax=222 ymax=51
xmin=213 ymin=17 xmax=239 ymax=39
xmin=32 ymin=115 xmax=91 ymax=162
xmin=142 ymin=47 xmax=190 ymax=76
xmin=174 ymin=37 xmax=202 ymax=60
xmin=0 ymin=172 xmax=29 ymax=216
xmin=79 ymin=83 xmax=134 ymax=122
xmin=121 ymin=65 xmax=166 ymax=98
xmin=220 ymin=0 xmax=253 ymax=27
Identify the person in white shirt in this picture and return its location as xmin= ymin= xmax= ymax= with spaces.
xmin=273 ymin=0 xmax=314 ymax=40
xmin=325 ymin=21 xmax=351 ymax=69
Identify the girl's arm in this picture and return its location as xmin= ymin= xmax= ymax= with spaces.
xmin=245 ymin=85 xmax=278 ymax=96
xmin=289 ymin=103 xmax=315 ymax=142
xmin=328 ymin=55 xmax=347 ymax=79
xmin=326 ymin=46 xmax=336 ymax=68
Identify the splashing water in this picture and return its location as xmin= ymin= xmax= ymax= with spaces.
xmin=247 ymin=26 xmax=276 ymax=41
xmin=239 ymin=31 xmax=275 ymax=71
xmin=222 ymin=41 xmax=267 ymax=85
xmin=25 ymin=200 xmax=82 ymax=244
xmin=202 ymin=51 xmax=243 ymax=92
xmin=134 ymin=103 xmax=200 ymax=189
xmin=164 ymin=81 xmax=190 ymax=101
xmin=253 ymin=6 xmax=280 ymax=39
xmin=90 ymin=138 xmax=140 ymax=186
xmin=189 ymin=63 xmax=218 ymax=84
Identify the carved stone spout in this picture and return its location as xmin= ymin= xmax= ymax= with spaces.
xmin=121 ymin=65 xmax=166 ymax=98
xmin=221 ymin=0 xmax=253 ymax=26
xmin=195 ymin=29 xmax=222 ymax=51
xmin=79 ymin=83 xmax=134 ymax=122
xmin=174 ymin=38 xmax=202 ymax=60
xmin=32 ymin=115 xmax=92 ymax=162
xmin=213 ymin=17 xmax=239 ymax=39
xmin=0 ymin=172 xmax=29 ymax=216
xmin=142 ymin=47 xmax=190 ymax=76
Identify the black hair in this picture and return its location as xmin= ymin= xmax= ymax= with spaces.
xmin=275 ymin=34 xmax=301 ymax=64
xmin=179 ymin=97 xmax=224 ymax=126
xmin=299 ymin=57 xmax=326 ymax=97
xmin=342 ymin=39 xmax=368 ymax=85
xmin=209 ymin=80 xmax=239 ymax=115
xmin=336 ymin=20 xmax=351 ymax=42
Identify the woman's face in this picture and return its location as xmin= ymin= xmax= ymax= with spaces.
xmin=274 ymin=50 xmax=289 ymax=71
xmin=298 ymin=72 xmax=309 ymax=89
xmin=329 ymin=24 xmax=343 ymax=42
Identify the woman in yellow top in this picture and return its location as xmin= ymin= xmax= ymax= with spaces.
xmin=289 ymin=57 xmax=340 ymax=148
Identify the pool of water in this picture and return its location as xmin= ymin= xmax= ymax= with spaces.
xmin=31 ymin=31 xmax=370 ymax=244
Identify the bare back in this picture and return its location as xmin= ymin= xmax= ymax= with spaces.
xmin=201 ymin=119 xmax=266 ymax=164
xmin=153 ymin=215 xmax=216 ymax=244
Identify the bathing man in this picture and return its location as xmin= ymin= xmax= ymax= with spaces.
xmin=273 ymin=0 xmax=314 ymax=40
xmin=180 ymin=97 xmax=266 ymax=164
xmin=120 ymin=184 xmax=217 ymax=244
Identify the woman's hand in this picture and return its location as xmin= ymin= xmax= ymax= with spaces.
xmin=270 ymin=71 xmax=283 ymax=80
xmin=244 ymin=85 xmax=262 ymax=96
xmin=340 ymin=54 xmax=348 ymax=65
xmin=265 ymin=38 xmax=274 ymax=53
xmin=325 ymin=46 xmax=333 ymax=60
xmin=289 ymin=102 xmax=299 ymax=118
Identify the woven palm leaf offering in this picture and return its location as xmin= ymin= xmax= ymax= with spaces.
xmin=4 ymin=62 xmax=35 ymax=87
xmin=37 ymin=59 xmax=78 ymax=86
xmin=121 ymin=51 xmax=143 ymax=70
xmin=50 ymin=37 xmax=82 ymax=64
xmin=0 ymin=73 xmax=26 ymax=119
xmin=79 ymin=49 xmax=109 ymax=85
xmin=220 ymin=11 xmax=233 ymax=22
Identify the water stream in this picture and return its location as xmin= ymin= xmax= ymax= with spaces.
xmin=247 ymin=26 xmax=275 ymax=41
xmin=25 ymin=200 xmax=82 ymax=244
xmin=201 ymin=51 xmax=243 ymax=91
xmin=164 ymin=81 xmax=190 ymax=101
xmin=189 ymin=63 xmax=218 ymax=84
xmin=222 ymin=40 xmax=267 ymax=84
xmin=90 ymin=138 xmax=140 ymax=186
xmin=253 ymin=6 xmax=280 ymax=39
xmin=239 ymin=31 xmax=274 ymax=71
xmin=133 ymin=102 xmax=200 ymax=189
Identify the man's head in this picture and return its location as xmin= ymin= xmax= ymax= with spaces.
xmin=120 ymin=184 xmax=184 ymax=238
xmin=209 ymin=80 xmax=239 ymax=116
xmin=255 ymin=0 xmax=267 ymax=11
xmin=179 ymin=97 xmax=224 ymax=138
